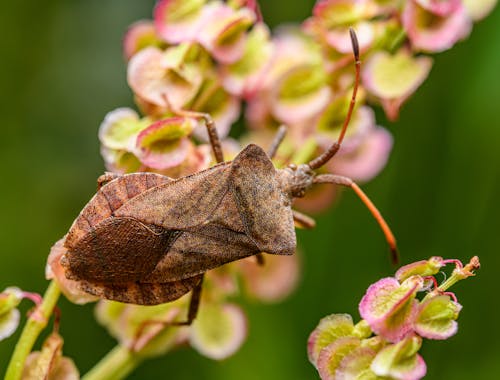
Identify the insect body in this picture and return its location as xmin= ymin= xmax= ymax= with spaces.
xmin=57 ymin=29 xmax=397 ymax=325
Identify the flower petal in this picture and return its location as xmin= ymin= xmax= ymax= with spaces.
xmin=124 ymin=20 xmax=165 ymax=61
xmin=127 ymin=45 xmax=203 ymax=109
xmin=359 ymin=276 xmax=423 ymax=342
xmin=98 ymin=108 xmax=147 ymax=151
xmin=190 ymin=303 xmax=247 ymax=360
xmin=324 ymin=21 xmax=376 ymax=54
xmin=100 ymin=147 xmax=143 ymax=174
xmin=198 ymin=2 xmax=255 ymax=64
xmin=220 ymin=23 xmax=273 ymax=97
xmin=402 ymin=0 xmax=472 ymax=53
xmin=414 ymin=295 xmax=462 ymax=340
xmin=395 ymin=256 xmax=445 ymax=282
xmin=135 ymin=117 xmax=195 ymax=170
xmin=415 ymin=0 xmax=461 ymax=16
xmin=316 ymin=337 xmax=362 ymax=380
xmin=0 ymin=309 xmax=20 ymax=341
xmin=371 ymin=335 xmax=426 ymax=380
xmin=336 ymin=346 xmax=379 ymax=380
xmin=238 ymin=253 xmax=300 ymax=303
xmin=190 ymin=82 xmax=240 ymax=141
xmin=362 ymin=50 xmax=432 ymax=120
xmin=329 ymin=125 xmax=393 ymax=182
xmin=462 ymin=0 xmax=498 ymax=21
xmin=307 ymin=313 xmax=355 ymax=367
xmin=154 ymin=0 xmax=207 ymax=44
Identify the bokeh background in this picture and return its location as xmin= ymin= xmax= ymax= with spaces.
xmin=1 ymin=1 xmax=499 ymax=378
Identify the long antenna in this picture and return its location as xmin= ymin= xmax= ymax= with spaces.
xmin=308 ymin=28 xmax=360 ymax=170
xmin=313 ymin=174 xmax=399 ymax=264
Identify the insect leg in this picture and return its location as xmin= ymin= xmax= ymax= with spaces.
xmin=313 ymin=174 xmax=398 ymax=263
xmin=293 ymin=210 xmax=316 ymax=229
xmin=255 ymin=253 xmax=265 ymax=266
xmin=131 ymin=275 xmax=204 ymax=352
xmin=96 ymin=172 xmax=121 ymax=190
xmin=267 ymin=125 xmax=287 ymax=159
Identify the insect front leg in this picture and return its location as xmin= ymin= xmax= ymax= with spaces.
xmin=161 ymin=94 xmax=224 ymax=164
xmin=255 ymin=253 xmax=265 ymax=266
xmin=293 ymin=210 xmax=316 ymax=229
xmin=267 ymin=125 xmax=287 ymax=159
xmin=131 ymin=275 xmax=204 ymax=352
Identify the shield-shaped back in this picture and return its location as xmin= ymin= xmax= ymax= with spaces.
xmin=229 ymin=144 xmax=296 ymax=255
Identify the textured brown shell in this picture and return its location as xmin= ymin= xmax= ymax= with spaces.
xmin=65 ymin=172 xmax=172 ymax=249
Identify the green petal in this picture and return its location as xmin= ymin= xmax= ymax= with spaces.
xmin=363 ymin=50 xmax=432 ymax=99
xmin=190 ymin=303 xmax=247 ymax=360
xmin=414 ymin=295 xmax=461 ymax=340
xmin=371 ymin=335 xmax=426 ymax=380
xmin=307 ymin=313 xmax=355 ymax=366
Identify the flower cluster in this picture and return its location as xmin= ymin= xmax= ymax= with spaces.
xmin=100 ymin=0 xmax=495 ymax=213
xmin=308 ymin=256 xmax=480 ymax=380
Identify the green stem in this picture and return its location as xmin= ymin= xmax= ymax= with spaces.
xmin=82 ymin=345 xmax=143 ymax=380
xmin=5 ymin=280 xmax=61 ymax=380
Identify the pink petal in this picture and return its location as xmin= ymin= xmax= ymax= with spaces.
xmin=198 ymin=2 xmax=255 ymax=64
xmin=316 ymin=337 xmax=362 ymax=380
xmin=135 ymin=117 xmax=195 ymax=170
xmin=154 ymin=0 xmax=206 ymax=44
xmin=127 ymin=46 xmax=202 ymax=109
xmin=359 ymin=276 xmax=423 ymax=342
xmin=336 ymin=346 xmax=378 ymax=380
xmin=271 ymin=80 xmax=331 ymax=125
xmin=219 ymin=23 xmax=274 ymax=98
xmin=238 ymin=253 xmax=300 ymax=303
xmin=402 ymin=0 xmax=472 ymax=52
xmin=324 ymin=22 xmax=375 ymax=54
xmin=415 ymin=0 xmax=461 ymax=16
xmin=123 ymin=20 xmax=163 ymax=61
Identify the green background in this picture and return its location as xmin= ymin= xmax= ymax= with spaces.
xmin=1 ymin=1 xmax=499 ymax=378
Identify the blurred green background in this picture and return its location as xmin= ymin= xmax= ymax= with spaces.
xmin=1 ymin=1 xmax=499 ymax=378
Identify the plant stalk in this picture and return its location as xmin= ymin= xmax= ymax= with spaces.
xmin=82 ymin=345 xmax=143 ymax=380
xmin=5 ymin=280 xmax=61 ymax=380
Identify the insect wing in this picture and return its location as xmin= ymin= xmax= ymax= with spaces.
xmin=114 ymin=163 xmax=231 ymax=229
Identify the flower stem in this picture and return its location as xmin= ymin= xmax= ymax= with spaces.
xmin=424 ymin=256 xmax=480 ymax=301
xmin=82 ymin=345 xmax=143 ymax=380
xmin=5 ymin=280 xmax=61 ymax=380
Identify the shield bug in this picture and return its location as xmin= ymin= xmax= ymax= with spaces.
xmin=57 ymin=29 xmax=397 ymax=327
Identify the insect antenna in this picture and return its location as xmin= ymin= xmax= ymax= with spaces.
xmin=313 ymin=174 xmax=399 ymax=264
xmin=307 ymin=28 xmax=360 ymax=170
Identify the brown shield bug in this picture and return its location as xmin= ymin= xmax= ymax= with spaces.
xmin=57 ymin=29 xmax=397 ymax=327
